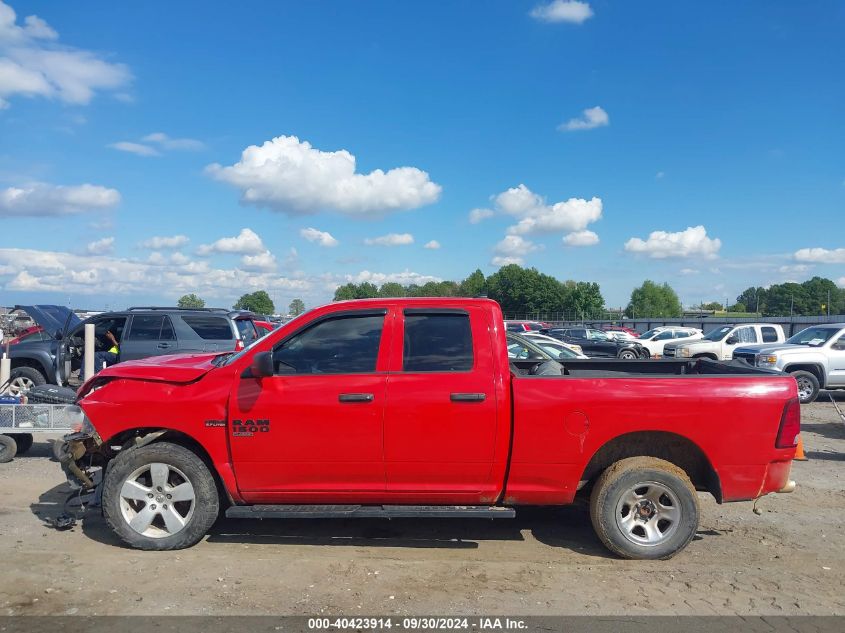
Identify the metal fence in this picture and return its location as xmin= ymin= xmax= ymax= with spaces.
xmin=0 ymin=404 xmax=83 ymax=433
xmin=502 ymin=313 xmax=845 ymax=337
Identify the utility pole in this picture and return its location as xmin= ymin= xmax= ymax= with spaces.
xmin=828 ymin=289 xmax=831 ymax=317
xmin=790 ymin=294 xmax=794 ymax=318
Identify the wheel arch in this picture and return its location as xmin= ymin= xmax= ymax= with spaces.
xmin=783 ymin=363 xmax=826 ymax=388
xmin=103 ymin=427 xmax=233 ymax=506
xmin=9 ymin=356 xmax=52 ymax=379
xmin=692 ymin=353 xmax=719 ymax=361
xmin=580 ymin=431 xmax=722 ymax=503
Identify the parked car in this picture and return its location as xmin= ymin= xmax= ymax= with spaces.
xmin=521 ymin=331 xmax=584 ymax=356
xmin=510 ymin=332 xmax=587 ymax=360
xmin=504 ymin=320 xmax=551 ymax=333
xmin=733 ymin=324 xmax=845 ymax=403
xmin=6 ymin=305 xmax=261 ymax=395
xmin=61 ymin=297 xmax=799 ymax=558
xmin=601 ymin=325 xmax=639 ymax=338
xmin=663 ymin=324 xmax=785 ymax=361
xmin=546 ymin=327 xmax=649 ymax=359
xmin=5 ymin=325 xmax=50 ymax=345
xmin=604 ymin=330 xmax=638 ymax=342
xmin=637 ymin=327 xmax=703 ymax=359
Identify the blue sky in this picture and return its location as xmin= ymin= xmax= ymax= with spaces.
xmin=1 ymin=0 xmax=843 ymax=312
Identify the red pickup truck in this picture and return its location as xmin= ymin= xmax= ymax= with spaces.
xmin=62 ymin=298 xmax=800 ymax=559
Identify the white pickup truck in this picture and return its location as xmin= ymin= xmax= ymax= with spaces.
xmin=663 ymin=323 xmax=786 ymax=361
xmin=733 ymin=323 xmax=845 ymax=403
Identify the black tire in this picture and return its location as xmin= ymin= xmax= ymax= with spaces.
xmin=7 ymin=366 xmax=46 ymax=396
xmin=589 ymin=456 xmax=699 ymax=560
xmin=102 ymin=442 xmax=220 ymax=550
xmin=13 ymin=433 xmax=33 ymax=454
xmin=618 ymin=349 xmax=638 ymax=360
xmin=0 ymin=435 xmax=18 ymax=463
xmin=790 ymin=370 xmax=820 ymax=404
xmin=26 ymin=384 xmax=77 ymax=405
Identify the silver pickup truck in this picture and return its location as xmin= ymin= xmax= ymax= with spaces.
xmin=733 ymin=323 xmax=845 ymax=403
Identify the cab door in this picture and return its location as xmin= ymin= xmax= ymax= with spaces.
xmin=827 ymin=332 xmax=845 ymax=387
xmin=383 ymin=308 xmax=500 ymax=501
xmin=228 ymin=309 xmax=392 ymax=500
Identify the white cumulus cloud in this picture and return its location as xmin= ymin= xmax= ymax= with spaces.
xmin=0 ymin=0 xmax=131 ymax=108
xmin=206 ymin=135 xmax=441 ymax=217
xmin=423 ymin=240 xmax=441 ymax=250
xmin=108 ymin=141 xmax=159 ymax=157
xmin=241 ymin=250 xmax=276 ymax=272
xmin=197 ymin=228 xmax=266 ymax=256
xmin=469 ymin=208 xmax=494 ymax=224
xmin=794 ymin=247 xmax=845 ymax=264
xmin=492 ymin=235 xmax=538 ymax=267
xmin=493 ymin=184 xmax=602 ymax=236
xmin=142 ymin=132 xmax=204 ymax=151
xmin=139 ymin=235 xmax=190 ymax=250
xmin=624 ymin=225 xmax=722 ymax=259
xmin=558 ymin=106 xmax=609 ymax=132
xmin=85 ymin=236 xmax=114 ymax=255
xmin=0 ymin=182 xmax=120 ymax=216
xmin=562 ymin=230 xmax=599 ymax=246
xmin=364 ymin=233 xmax=414 ymax=247
xmin=300 ymin=227 xmax=339 ymax=247
xmin=530 ymin=1 xmax=594 ymax=24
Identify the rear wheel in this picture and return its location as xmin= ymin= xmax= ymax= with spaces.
xmin=790 ymin=370 xmax=819 ymax=404
xmin=7 ymin=367 xmax=46 ymax=396
xmin=590 ymin=456 xmax=699 ymax=560
xmin=102 ymin=442 xmax=220 ymax=550
xmin=0 ymin=435 xmax=18 ymax=463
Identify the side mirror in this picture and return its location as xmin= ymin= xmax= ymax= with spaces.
xmin=726 ymin=336 xmax=738 ymax=345
xmin=833 ymin=339 xmax=845 ymax=351
xmin=245 ymin=351 xmax=274 ymax=378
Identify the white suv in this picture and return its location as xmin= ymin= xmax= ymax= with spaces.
xmin=637 ymin=327 xmax=703 ymax=359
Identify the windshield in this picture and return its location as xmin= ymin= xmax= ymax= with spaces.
xmin=786 ymin=327 xmax=843 ymax=346
xmin=702 ymin=326 xmax=732 ymax=341
xmin=638 ymin=328 xmax=662 ymax=340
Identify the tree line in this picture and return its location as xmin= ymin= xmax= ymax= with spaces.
xmin=177 ymin=271 xmax=845 ymax=321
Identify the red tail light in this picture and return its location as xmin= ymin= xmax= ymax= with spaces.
xmin=775 ymin=397 xmax=801 ymax=448
xmin=235 ymin=340 xmax=244 ymax=351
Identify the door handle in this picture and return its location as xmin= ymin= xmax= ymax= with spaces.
xmin=450 ymin=392 xmax=486 ymax=402
xmin=338 ymin=393 xmax=374 ymax=403
xmin=157 ymin=343 xmax=172 ymax=349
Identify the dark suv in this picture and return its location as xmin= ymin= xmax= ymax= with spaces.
xmin=6 ymin=305 xmax=260 ymax=394
xmin=546 ymin=327 xmax=649 ymax=359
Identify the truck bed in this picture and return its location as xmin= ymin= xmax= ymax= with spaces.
xmin=512 ymin=357 xmax=778 ymax=378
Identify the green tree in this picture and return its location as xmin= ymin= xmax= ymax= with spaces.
xmin=625 ymin=281 xmax=682 ymax=318
xmin=334 ymin=283 xmax=360 ymax=301
xmin=288 ymin=298 xmax=305 ymax=316
xmin=234 ymin=290 xmax=275 ymax=314
xmin=699 ymin=301 xmax=724 ymax=311
xmin=564 ymin=281 xmax=605 ymax=318
xmin=736 ymin=287 xmax=766 ymax=314
xmin=177 ymin=293 xmax=205 ymax=309
xmin=459 ymin=269 xmax=487 ymax=297
xmin=358 ymin=282 xmax=379 ymax=298
xmin=378 ymin=282 xmax=406 ymax=298
xmin=728 ymin=302 xmax=747 ymax=313
xmin=486 ymin=265 xmax=566 ymax=314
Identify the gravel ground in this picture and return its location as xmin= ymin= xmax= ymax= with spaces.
xmin=1 ymin=396 xmax=844 ymax=616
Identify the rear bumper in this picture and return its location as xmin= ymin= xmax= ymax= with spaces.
xmin=719 ymin=459 xmax=794 ymax=501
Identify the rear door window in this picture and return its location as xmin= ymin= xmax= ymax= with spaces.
xmin=127 ymin=315 xmax=176 ymax=341
xmin=181 ymin=316 xmax=233 ymax=340
xmin=403 ymin=312 xmax=473 ymax=372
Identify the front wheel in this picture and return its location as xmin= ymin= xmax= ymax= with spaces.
xmin=589 ymin=456 xmax=699 ymax=560
xmin=7 ymin=367 xmax=46 ymax=396
xmin=790 ymin=370 xmax=820 ymax=404
xmin=618 ymin=350 xmax=638 ymax=360
xmin=102 ymin=442 xmax=220 ymax=550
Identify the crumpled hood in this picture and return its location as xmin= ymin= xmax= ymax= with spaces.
xmin=96 ymin=352 xmax=220 ymax=383
xmin=733 ymin=343 xmax=809 ymax=356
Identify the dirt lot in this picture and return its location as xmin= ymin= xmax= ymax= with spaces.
xmin=1 ymin=398 xmax=844 ymax=617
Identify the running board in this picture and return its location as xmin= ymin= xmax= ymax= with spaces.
xmin=225 ymin=504 xmax=515 ymax=520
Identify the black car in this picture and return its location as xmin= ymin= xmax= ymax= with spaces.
xmin=5 ymin=305 xmax=261 ymax=395
xmin=545 ymin=327 xmax=649 ymax=359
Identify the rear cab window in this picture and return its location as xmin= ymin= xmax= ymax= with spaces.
xmin=761 ymin=326 xmax=779 ymax=343
xmin=181 ymin=315 xmax=233 ymax=340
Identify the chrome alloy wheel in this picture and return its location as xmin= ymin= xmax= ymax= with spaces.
xmin=119 ymin=463 xmax=196 ymax=538
xmin=615 ymin=481 xmax=681 ymax=546
xmin=8 ymin=376 xmax=34 ymax=396
xmin=795 ymin=376 xmax=815 ymax=402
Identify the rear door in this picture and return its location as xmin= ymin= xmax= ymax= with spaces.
xmin=121 ymin=315 xmax=179 ymax=361
xmin=584 ymin=329 xmax=619 ymax=357
xmin=383 ymin=307 xmax=499 ymax=500
xmin=179 ymin=314 xmax=234 ymax=352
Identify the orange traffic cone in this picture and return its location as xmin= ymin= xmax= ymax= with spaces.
xmin=793 ymin=435 xmax=808 ymax=461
